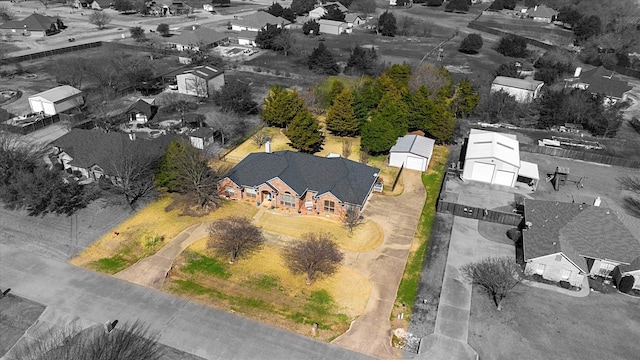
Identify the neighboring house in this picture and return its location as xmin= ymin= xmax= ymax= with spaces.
xmin=90 ymin=0 xmax=112 ymax=10
xmin=308 ymin=2 xmax=348 ymax=19
xmin=234 ymin=30 xmax=257 ymax=47
xmin=72 ymin=0 xmax=90 ymax=8
xmin=566 ymin=66 xmax=633 ymax=105
xmin=0 ymin=13 xmax=62 ymax=37
xmin=490 ymin=76 xmax=544 ymax=103
xmin=462 ymin=129 xmax=539 ymax=188
xmin=523 ymin=199 xmax=640 ymax=288
xmin=218 ymin=150 xmax=380 ymax=216
xmin=525 ymin=5 xmax=557 ymax=22
xmin=318 ymin=19 xmax=350 ymax=35
xmin=176 ymin=65 xmax=225 ymax=97
xmin=388 ymin=134 xmax=435 ymax=172
xmin=344 ymin=13 xmax=365 ymax=27
xmin=612 ymin=256 xmax=640 ymax=291
xmin=126 ymin=98 xmax=158 ymax=124
xmin=51 ymin=129 xmax=173 ymax=182
xmin=189 ymin=127 xmax=215 ymax=149
xmin=168 ymin=27 xmax=229 ymax=51
xmin=28 ymin=85 xmax=84 ymax=116
xmin=230 ymin=12 xmax=290 ymax=32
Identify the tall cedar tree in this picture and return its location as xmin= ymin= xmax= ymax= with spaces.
xmin=360 ymin=115 xmax=396 ymax=154
xmin=377 ymin=11 xmax=396 ymax=37
xmin=383 ymin=64 xmax=411 ymax=91
xmin=261 ymin=86 xmax=305 ymax=127
xmin=212 ymin=79 xmax=258 ymax=114
xmin=285 ymin=110 xmax=324 ymax=153
xmin=411 ymin=86 xmax=456 ymax=143
xmin=302 ymin=19 xmax=320 ymax=35
xmin=255 ymin=24 xmax=283 ymax=50
xmin=346 ymin=45 xmax=379 ymax=76
xmin=451 ymin=79 xmax=480 ymax=118
xmin=266 ymin=2 xmax=284 ymax=17
xmin=328 ymin=80 xmax=345 ymax=106
xmin=374 ymin=89 xmax=409 ymax=138
xmin=291 ymin=0 xmax=316 ymax=15
xmin=307 ymin=43 xmax=340 ymax=75
xmin=496 ymin=34 xmax=528 ymax=58
xmin=459 ymin=33 xmax=483 ymax=54
xmin=326 ymin=88 xmax=359 ymax=136
xmin=352 ymin=91 xmax=371 ymax=128
xmin=322 ymin=5 xmax=345 ymax=21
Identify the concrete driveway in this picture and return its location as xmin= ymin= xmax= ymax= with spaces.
xmin=0 ymin=242 xmax=372 ymax=360
xmin=333 ymin=170 xmax=427 ymax=359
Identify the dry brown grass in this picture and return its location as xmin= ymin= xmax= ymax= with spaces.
xmin=253 ymin=211 xmax=384 ymax=252
xmin=70 ymin=196 xmax=257 ymax=267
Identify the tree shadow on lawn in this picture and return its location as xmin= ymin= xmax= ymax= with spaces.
xmin=476 ymin=221 xmax=515 ymax=246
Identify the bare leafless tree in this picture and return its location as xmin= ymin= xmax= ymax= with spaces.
xmin=461 ymin=257 xmax=522 ymax=311
xmin=53 ymin=57 xmax=89 ymax=89
xmin=342 ymin=208 xmax=362 ymax=236
xmin=207 ymin=111 xmax=245 ymax=147
xmin=341 ymin=139 xmax=352 ymax=158
xmin=282 ymin=232 xmax=344 ymax=285
xmin=89 ymin=11 xmax=111 ymax=30
xmin=207 ymin=216 xmax=265 ymax=263
xmin=272 ymin=29 xmax=295 ymax=57
xmin=252 ymin=129 xmax=269 ymax=147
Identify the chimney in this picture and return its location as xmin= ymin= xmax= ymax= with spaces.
xmin=574 ymin=67 xmax=582 ymax=77
xmin=265 ymin=140 xmax=271 ymax=153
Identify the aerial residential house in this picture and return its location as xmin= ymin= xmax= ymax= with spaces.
xmin=318 ymin=19 xmax=350 ymax=35
xmin=462 ymin=129 xmax=539 ymax=188
xmin=218 ymin=150 xmax=380 ymax=216
xmin=234 ymin=30 xmax=258 ymax=47
xmin=175 ymin=65 xmax=225 ymax=97
xmin=125 ymin=98 xmax=158 ymax=124
xmin=28 ymin=85 xmax=84 ymax=116
xmin=525 ymin=5 xmax=558 ymax=23
xmin=344 ymin=13 xmax=365 ymax=27
xmin=566 ymin=66 xmax=633 ymax=105
xmin=189 ymin=127 xmax=215 ymax=149
xmin=388 ymin=134 xmax=436 ymax=172
xmin=523 ymin=199 xmax=640 ymax=288
xmin=308 ymin=2 xmax=348 ymax=19
xmin=230 ymin=12 xmax=290 ymax=32
xmin=0 ymin=13 xmax=62 ymax=37
xmin=168 ymin=27 xmax=229 ymax=51
xmin=90 ymin=0 xmax=113 ymax=10
xmin=491 ymin=76 xmax=544 ymax=103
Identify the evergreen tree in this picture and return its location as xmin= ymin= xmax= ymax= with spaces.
xmin=383 ymin=63 xmax=411 ymax=91
xmin=346 ymin=46 xmax=379 ymax=76
xmin=322 ymin=5 xmax=346 ymax=21
xmin=424 ymin=102 xmax=456 ymax=143
xmin=266 ymin=2 xmax=284 ymax=17
xmin=256 ymin=24 xmax=283 ymax=50
xmin=326 ymin=88 xmax=359 ymax=136
xmin=459 ymin=33 xmax=483 ymax=54
xmin=328 ymin=80 xmax=345 ymax=106
xmin=285 ymin=111 xmax=324 ymax=153
xmin=374 ymin=90 xmax=409 ymax=138
xmin=352 ymin=91 xmax=370 ymax=128
xmin=302 ymin=19 xmax=320 ymax=35
xmin=360 ymin=116 xmax=396 ymax=154
xmin=377 ymin=11 xmax=396 ymax=37
xmin=261 ymin=86 xmax=305 ymax=127
xmin=307 ymin=43 xmax=340 ymax=75
xmin=409 ymin=85 xmax=436 ymax=131
xmin=451 ymin=79 xmax=480 ymax=118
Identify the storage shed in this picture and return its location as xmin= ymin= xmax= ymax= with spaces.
xmin=490 ymin=76 xmax=544 ymax=103
xmin=462 ymin=129 xmax=520 ymax=187
xmin=176 ymin=65 xmax=225 ymax=97
xmin=389 ymin=134 xmax=435 ymax=172
xmin=28 ymin=85 xmax=84 ymax=116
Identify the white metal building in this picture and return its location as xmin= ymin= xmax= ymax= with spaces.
xmin=28 ymin=85 xmax=84 ymax=116
xmin=490 ymin=76 xmax=544 ymax=103
xmin=176 ymin=66 xmax=225 ymax=97
xmin=389 ymin=134 xmax=435 ymax=172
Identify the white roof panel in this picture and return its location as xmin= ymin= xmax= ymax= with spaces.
xmin=30 ymin=85 xmax=82 ymax=103
xmin=466 ymin=129 xmax=520 ymax=167
xmin=519 ymin=160 xmax=539 ymax=180
xmin=390 ymin=135 xmax=436 ymax=159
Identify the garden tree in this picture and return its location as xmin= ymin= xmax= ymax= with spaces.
xmin=459 ymin=33 xmax=483 ymax=54
xmin=261 ymin=86 xmax=305 ymax=127
xmin=377 ymin=11 xmax=397 ymax=37
xmin=348 ymin=0 xmax=376 ymax=17
xmin=408 ymin=64 xmax=454 ymax=100
xmin=462 ymin=257 xmax=522 ymax=310
xmin=130 ymin=26 xmax=146 ymax=42
xmin=291 ymin=0 xmax=316 ymax=15
xmin=450 ymin=79 xmax=480 ymax=118
xmin=285 ymin=110 xmax=324 ymax=153
xmin=212 ymin=79 xmax=258 ymax=114
xmin=280 ymin=8 xmax=296 ymax=22
xmin=0 ymin=5 xmax=14 ymax=20
xmin=266 ymin=2 xmax=284 ymax=17
xmin=618 ymin=176 xmax=640 ymax=217
xmin=374 ymin=90 xmax=409 ymax=138
xmin=534 ymin=68 xmax=561 ymax=84
xmin=475 ymin=90 xmax=521 ymax=123
xmin=5 ymin=321 xmax=163 ymax=360
xmin=53 ymin=57 xmax=89 ymax=89
xmin=358 ymin=74 xmax=397 ymax=110
xmin=445 ymin=0 xmax=469 ymax=12
xmin=494 ymin=62 xmax=520 ymax=78
xmin=537 ymin=88 xmax=612 ymax=133
xmin=410 ymin=86 xmax=456 ymax=143
xmin=187 ymin=50 xmax=224 ymax=67
xmin=307 ymin=43 xmax=340 ymax=75
xmin=574 ymin=15 xmax=602 ymax=41
xmin=343 ymin=208 xmax=363 ymax=236
xmin=255 ymin=24 xmax=283 ymax=50
xmin=346 ymin=45 xmax=379 ymax=76
xmin=282 ymin=232 xmax=344 ymax=285
xmin=114 ymin=0 xmax=135 ymax=11
xmin=156 ymin=140 xmax=219 ymax=208
xmin=426 ymin=0 xmax=443 ymax=6
xmin=322 ymin=5 xmax=345 ymax=22
xmin=207 ymin=216 xmax=265 ymax=263
xmin=557 ymin=6 xmax=583 ymax=28
xmin=326 ymin=88 xmax=360 ymax=136
xmin=302 ymin=19 xmax=320 ymax=35
xmin=272 ymin=29 xmax=295 ymax=56
xmin=89 ymin=11 xmax=111 ymax=30
xmin=361 ymin=114 xmax=398 ymax=154
xmin=351 ymin=91 xmax=371 ymax=127
xmin=156 ymin=23 xmax=170 ymax=37
xmin=383 ymin=63 xmax=412 ymax=91
xmin=328 ymin=80 xmax=345 ymax=106
xmin=207 ymin=111 xmax=245 ymax=147
xmin=496 ymin=34 xmax=528 ymax=58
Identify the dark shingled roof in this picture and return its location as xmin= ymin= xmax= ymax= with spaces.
xmin=523 ymin=199 xmax=640 ymax=272
xmin=126 ymin=99 xmax=158 ymax=119
xmin=224 ymin=151 xmax=379 ymax=206
xmin=0 ymin=13 xmax=59 ymax=31
xmin=578 ymin=66 xmax=633 ymax=99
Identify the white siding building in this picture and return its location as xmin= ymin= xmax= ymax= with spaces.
xmin=176 ymin=66 xmax=225 ymax=97
xmin=28 ymin=85 xmax=84 ymax=116
xmin=490 ymin=76 xmax=544 ymax=103
xmin=389 ymin=134 xmax=435 ymax=172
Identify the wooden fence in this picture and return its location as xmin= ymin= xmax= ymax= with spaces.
xmin=436 ymin=200 xmax=523 ymax=226
xmin=519 ymin=144 xmax=640 ymax=169
xmin=467 ymin=21 xmax=554 ymax=50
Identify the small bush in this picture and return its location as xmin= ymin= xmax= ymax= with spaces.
xmin=143 ymin=234 xmax=164 ymax=248
xmin=618 ymin=275 xmax=635 ymax=293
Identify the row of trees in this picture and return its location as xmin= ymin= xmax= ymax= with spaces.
xmin=207 ymin=216 xmax=343 ymax=285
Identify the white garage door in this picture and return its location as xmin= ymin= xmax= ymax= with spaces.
xmin=471 ymin=162 xmax=495 ymax=183
xmin=494 ymin=170 xmax=515 ymax=187
xmin=43 ymin=102 xmax=57 ymax=116
xmin=405 ymin=156 xmax=425 ymax=172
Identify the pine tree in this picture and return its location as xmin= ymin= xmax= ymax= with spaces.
xmin=374 ymin=89 xmax=409 ymax=138
xmin=424 ymin=102 xmax=456 ymax=143
xmin=307 ymin=43 xmax=340 ymax=75
xmin=383 ymin=64 xmax=411 ymax=91
xmin=360 ymin=116 xmax=396 ymax=154
xmin=451 ymin=79 xmax=480 ymax=118
xmin=326 ymin=88 xmax=359 ymax=136
xmin=285 ymin=110 xmax=324 ymax=153
xmin=352 ymin=91 xmax=370 ymax=129
xmin=261 ymin=86 xmax=305 ymax=128
xmin=328 ymin=80 xmax=345 ymax=106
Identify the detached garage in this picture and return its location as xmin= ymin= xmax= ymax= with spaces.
xmin=389 ymin=134 xmax=436 ymax=172
xmin=28 ymin=85 xmax=84 ymax=116
xmin=462 ymin=129 xmax=520 ymax=187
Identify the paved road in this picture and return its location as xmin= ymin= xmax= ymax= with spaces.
xmin=0 ymin=242 xmax=373 ymax=360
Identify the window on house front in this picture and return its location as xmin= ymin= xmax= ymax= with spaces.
xmin=225 ymin=186 xmax=235 ymax=196
xmin=561 ymin=270 xmax=571 ymax=280
xmin=324 ymin=200 xmax=335 ymax=213
xmin=245 ymin=188 xmax=256 ymax=198
xmin=536 ymin=263 xmax=546 ymax=275
xmin=280 ymin=193 xmax=295 ymax=207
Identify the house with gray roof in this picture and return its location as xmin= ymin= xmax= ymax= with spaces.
xmin=389 ymin=134 xmax=435 ymax=172
xmin=218 ymin=150 xmax=380 ymax=216
xmin=230 ymin=12 xmax=290 ymax=32
xmin=525 ymin=5 xmax=558 ymax=23
xmin=523 ymin=199 xmax=640 ymax=288
xmin=0 ymin=13 xmax=62 ymax=37
xmin=167 ymin=27 xmax=229 ymax=51
xmin=566 ymin=66 xmax=633 ymax=105
xmin=490 ymin=76 xmax=544 ymax=103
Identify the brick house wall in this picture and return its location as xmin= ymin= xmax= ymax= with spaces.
xmin=525 ymin=252 xmax=585 ymax=287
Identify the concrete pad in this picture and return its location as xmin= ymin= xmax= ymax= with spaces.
xmin=433 ymin=304 xmax=470 ymax=342
xmin=417 ymin=334 xmax=478 ymax=360
xmin=439 ymin=277 xmax=471 ymax=309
